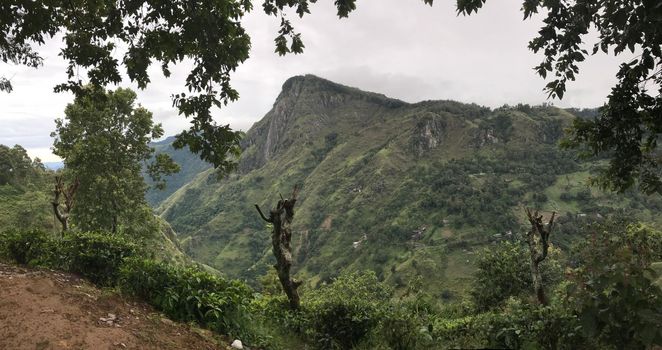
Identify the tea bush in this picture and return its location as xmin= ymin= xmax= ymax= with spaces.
xmin=119 ymin=258 xmax=263 ymax=343
xmin=0 ymin=229 xmax=137 ymax=285
xmin=61 ymin=231 xmax=137 ymax=285
xmin=566 ymin=223 xmax=662 ymax=348
xmin=301 ymin=271 xmax=391 ymax=349
xmin=0 ymin=229 xmax=58 ymax=266
xmin=432 ymin=300 xmax=590 ymax=350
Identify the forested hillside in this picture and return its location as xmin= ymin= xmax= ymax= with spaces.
xmin=154 ymin=75 xmax=662 ymax=298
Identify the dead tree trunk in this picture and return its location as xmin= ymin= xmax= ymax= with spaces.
xmin=255 ymin=186 xmax=302 ymax=310
xmin=52 ymin=176 xmax=79 ymax=235
xmin=525 ymin=208 xmax=556 ymax=306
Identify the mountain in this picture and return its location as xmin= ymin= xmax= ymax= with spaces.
xmin=153 ymin=75 xmax=662 ymax=298
xmin=145 ymin=136 xmax=213 ymax=206
xmin=43 ymin=161 xmax=64 ymax=170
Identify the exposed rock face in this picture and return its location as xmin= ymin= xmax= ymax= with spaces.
xmin=238 ymin=81 xmax=300 ymax=173
xmin=238 ymin=75 xmax=406 ymax=173
xmin=411 ymin=113 xmax=447 ymax=156
xmin=473 ymin=127 xmax=501 ymax=148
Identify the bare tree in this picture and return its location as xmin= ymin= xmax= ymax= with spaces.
xmin=525 ymin=208 xmax=556 ymax=306
xmin=52 ymin=176 xmax=79 ymax=234
xmin=255 ymin=186 xmax=302 ymax=310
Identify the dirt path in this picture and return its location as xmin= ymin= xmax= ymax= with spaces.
xmin=0 ymin=263 xmax=228 ymax=350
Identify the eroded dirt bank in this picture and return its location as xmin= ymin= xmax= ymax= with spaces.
xmin=0 ymin=263 xmax=226 ymax=350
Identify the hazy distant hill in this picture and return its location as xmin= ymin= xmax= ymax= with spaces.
xmin=43 ymin=161 xmax=64 ymax=170
xmin=152 ymin=75 xmax=662 ymax=298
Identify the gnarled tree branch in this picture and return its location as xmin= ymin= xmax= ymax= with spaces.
xmin=52 ymin=176 xmax=79 ymax=235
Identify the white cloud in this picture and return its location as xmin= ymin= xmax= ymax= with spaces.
xmin=0 ymin=0 xmax=630 ymax=161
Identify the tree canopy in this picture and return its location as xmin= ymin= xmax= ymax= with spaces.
xmin=51 ymin=86 xmax=178 ymax=234
xmin=1 ymin=0 xmax=660 ymax=192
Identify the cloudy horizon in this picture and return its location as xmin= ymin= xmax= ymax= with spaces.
xmin=0 ymin=0 xmax=631 ymax=162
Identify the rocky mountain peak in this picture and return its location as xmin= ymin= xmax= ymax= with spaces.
xmin=238 ymin=75 xmax=408 ymax=172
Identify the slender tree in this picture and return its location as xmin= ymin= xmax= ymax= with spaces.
xmin=255 ymin=186 xmax=302 ymax=310
xmin=524 ymin=208 xmax=556 ymax=305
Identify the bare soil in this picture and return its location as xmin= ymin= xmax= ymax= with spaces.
xmin=0 ymin=262 xmax=229 ymax=350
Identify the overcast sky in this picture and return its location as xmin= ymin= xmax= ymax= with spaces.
xmin=0 ymin=0 xmax=629 ymax=162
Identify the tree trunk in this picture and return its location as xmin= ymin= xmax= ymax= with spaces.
xmin=52 ymin=176 xmax=78 ymax=235
xmin=51 ymin=201 xmax=68 ymax=235
xmin=525 ymin=208 xmax=555 ymax=306
xmin=255 ymin=186 xmax=302 ymax=310
xmin=526 ymin=230 xmax=547 ymax=305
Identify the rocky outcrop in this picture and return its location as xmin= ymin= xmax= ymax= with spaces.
xmin=411 ymin=113 xmax=447 ymax=156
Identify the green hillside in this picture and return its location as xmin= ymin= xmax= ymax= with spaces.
xmin=145 ymin=136 xmax=213 ymax=206
xmin=156 ymin=75 xmax=662 ymax=298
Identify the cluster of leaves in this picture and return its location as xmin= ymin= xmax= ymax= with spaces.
xmin=301 ymin=271 xmax=391 ymax=348
xmin=432 ymin=298 xmax=592 ymax=349
xmin=0 ymin=145 xmax=54 ymax=231
xmin=448 ymin=221 xmax=662 ymax=349
xmin=62 ymin=231 xmax=138 ymax=285
xmin=0 ymin=229 xmax=59 ymax=266
xmin=252 ymin=270 xmax=440 ymax=349
xmin=564 ymin=222 xmax=662 ymax=347
xmin=0 ymin=0 xmax=253 ymax=170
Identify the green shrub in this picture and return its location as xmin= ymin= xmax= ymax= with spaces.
xmin=62 ymin=231 xmax=137 ymax=285
xmin=0 ymin=229 xmax=271 ymax=348
xmin=471 ymin=241 xmax=563 ymax=311
xmin=432 ymin=299 xmax=590 ymax=350
xmin=0 ymin=229 xmax=58 ymax=266
xmin=376 ymin=305 xmax=435 ymax=350
xmin=433 ymin=313 xmax=491 ymax=348
xmin=302 ymin=271 xmax=391 ymax=349
xmin=566 ymin=223 xmax=662 ymax=348
xmin=480 ymin=299 xmax=590 ymax=350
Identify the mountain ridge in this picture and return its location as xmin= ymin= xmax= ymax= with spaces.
xmin=150 ymin=75 xmax=661 ymax=298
